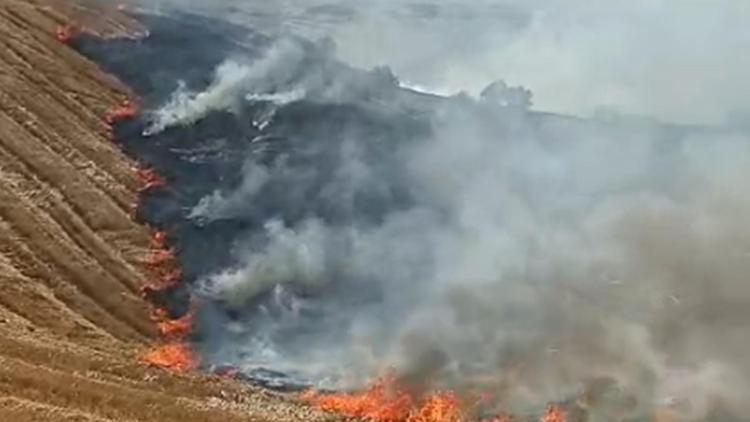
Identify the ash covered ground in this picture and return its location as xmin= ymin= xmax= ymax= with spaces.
xmin=73 ymin=6 xmax=750 ymax=421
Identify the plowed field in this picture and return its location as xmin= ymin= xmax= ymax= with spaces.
xmin=0 ymin=1 xmax=337 ymax=420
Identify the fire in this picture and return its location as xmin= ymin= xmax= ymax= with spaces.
xmin=140 ymin=268 xmax=183 ymax=293
xmin=303 ymin=375 xmax=466 ymax=422
xmin=540 ymin=406 xmax=566 ymax=422
xmin=93 ymin=90 xmax=198 ymax=377
xmin=55 ymin=25 xmax=79 ymax=43
xmin=303 ymin=375 xmax=414 ymax=422
xmin=136 ymin=168 xmax=166 ymax=192
xmin=139 ymin=343 xmax=197 ymax=373
xmin=483 ymin=416 xmax=512 ymax=422
xmin=105 ymin=100 xmax=139 ymax=125
xmin=144 ymin=248 xmax=176 ymax=269
xmin=150 ymin=230 xmax=168 ymax=249
xmin=140 ymin=230 xmax=181 ymax=292
xmin=156 ymin=310 xmax=194 ymax=339
xmin=408 ymin=392 xmax=463 ymax=422
xmin=304 ymin=375 xmax=567 ymax=422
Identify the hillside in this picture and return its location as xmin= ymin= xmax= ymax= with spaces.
xmin=0 ymin=1 xmax=336 ymax=420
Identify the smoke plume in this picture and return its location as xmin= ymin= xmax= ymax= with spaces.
xmin=108 ymin=2 xmax=750 ymax=419
xmin=132 ymin=0 xmax=750 ymax=125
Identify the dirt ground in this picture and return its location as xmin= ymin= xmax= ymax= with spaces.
xmin=0 ymin=1 xmax=340 ymax=420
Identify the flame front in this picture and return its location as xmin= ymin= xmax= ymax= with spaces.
xmin=136 ymin=168 xmax=166 ymax=193
xmin=55 ymin=25 xmax=79 ymax=43
xmin=303 ymin=375 xmax=417 ymax=422
xmin=105 ymin=100 xmax=139 ymax=125
xmin=156 ymin=310 xmax=194 ymax=339
xmin=139 ymin=343 xmax=197 ymax=372
xmin=304 ymin=375 xmax=567 ymax=422
xmin=540 ymin=406 xmax=566 ymax=422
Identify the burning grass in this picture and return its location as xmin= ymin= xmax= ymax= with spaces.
xmin=140 ymin=268 xmax=183 ymax=293
xmin=144 ymin=247 xmax=177 ymax=269
xmin=136 ymin=167 xmax=166 ymax=192
xmin=105 ymin=99 xmax=139 ymax=125
xmin=150 ymin=230 xmax=168 ymax=249
xmin=539 ymin=406 xmax=566 ymax=422
xmin=55 ymin=24 xmax=79 ymax=43
xmin=139 ymin=343 xmax=198 ymax=373
xmin=96 ymin=95 xmax=198 ymax=374
xmin=138 ymin=222 xmax=196 ymax=373
xmin=302 ymin=374 xmax=567 ymax=422
xmin=151 ymin=307 xmax=194 ymax=339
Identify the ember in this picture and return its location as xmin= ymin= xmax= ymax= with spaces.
xmin=408 ymin=392 xmax=463 ymax=422
xmin=55 ymin=25 xmax=78 ymax=43
xmin=141 ymin=268 xmax=183 ymax=291
xmin=144 ymin=248 xmax=176 ymax=269
xmin=305 ymin=375 xmax=567 ymax=422
xmin=303 ymin=375 xmax=466 ymax=422
xmin=136 ymin=168 xmax=166 ymax=192
xmin=139 ymin=231 xmax=181 ymax=292
xmin=540 ymin=406 xmax=566 ymax=422
xmin=150 ymin=230 xmax=168 ymax=249
xmin=157 ymin=310 xmax=194 ymax=339
xmin=482 ymin=416 xmax=513 ymax=422
xmin=140 ymin=343 xmax=197 ymax=373
xmin=105 ymin=100 xmax=139 ymax=124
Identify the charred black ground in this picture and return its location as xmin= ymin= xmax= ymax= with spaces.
xmin=73 ymin=11 xmax=439 ymax=389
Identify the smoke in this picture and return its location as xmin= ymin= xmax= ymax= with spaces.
xmin=151 ymin=38 xmax=750 ymax=417
xmin=131 ymin=0 xmax=750 ymax=125
xmin=119 ymin=3 xmax=750 ymax=419
xmin=144 ymin=38 xmax=310 ymax=134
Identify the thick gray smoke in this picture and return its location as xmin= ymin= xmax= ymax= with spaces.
xmin=134 ymin=2 xmax=750 ymax=420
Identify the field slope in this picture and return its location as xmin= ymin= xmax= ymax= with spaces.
xmin=0 ymin=1 xmax=335 ymax=420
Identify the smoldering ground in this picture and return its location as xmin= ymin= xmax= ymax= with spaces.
xmin=81 ymin=4 xmax=750 ymax=421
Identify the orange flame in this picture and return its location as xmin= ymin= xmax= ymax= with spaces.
xmin=140 ymin=229 xmax=181 ymax=293
xmin=305 ymin=375 xmax=566 ymax=422
xmin=140 ymin=268 xmax=182 ymax=293
xmin=56 ymin=25 xmax=79 ymax=43
xmin=105 ymin=100 xmax=139 ymax=125
xmin=150 ymin=230 xmax=168 ymax=249
xmin=156 ymin=310 xmax=194 ymax=339
xmin=135 ymin=168 xmax=166 ymax=192
xmin=303 ymin=375 xmax=467 ymax=422
xmin=483 ymin=416 xmax=513 ymax=422
xmin=408 ymin=392 xmax=463 ymax=422
xmin=139 ymin=343 xmax=197 ymax=373
xmin=144 ymin=248 xmax=176 ymax=269
xmin=540 ymin=405 xmax=566 ymax=422
xmin=99 ymin=94 xmax=199 ymax=376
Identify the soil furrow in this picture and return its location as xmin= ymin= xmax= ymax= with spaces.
xmin=0 ymin=141 xmax=146 ymax=295
xmin=0 ymin=1 xmax=335 ymax=420
xmin=0 ymin=185 xmax=153 ymax=341
xmin=0 ymin=217 xmax=135 ymax=343
xmin=0 ymin=396 xmax=121 ymax=422
xmin=0 ymin=355 xmax=259 ymax=422
xmin=0 ymin=37 xmax=136 ymax=210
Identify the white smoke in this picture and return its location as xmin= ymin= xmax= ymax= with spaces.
xmin=133 ymin=1 xmax=750 ymax=418
xmin=144 ymin=38 xmax=308 ymax=135
xmin=132 ymin=0 xmax=750 ymax=125
xmin=191 ymin=84 xmax=750 ymax=418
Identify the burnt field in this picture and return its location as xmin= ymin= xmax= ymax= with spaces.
xmin=64 ymin=5 xmax=750 ymax=422
xmin=72 ymin=10 xmax=435 ymax=389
